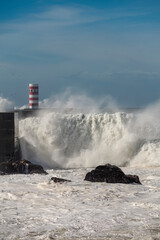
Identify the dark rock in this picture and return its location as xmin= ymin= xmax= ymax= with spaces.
xmin=0 ymin=159 xmax=48 ymax=175
xmin=84 ymin=164 xmax=141 ymax=184
xmin=49 ymin=177 xmax=71 ymax=183
xmin=125 ymin=174 xmax=141 ymax=184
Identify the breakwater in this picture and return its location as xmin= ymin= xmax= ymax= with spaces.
xmin=0 ymin=109 xmax=64 ymax=162
xmin=0 ymin=112 xmax=18 ymax=162
xmin=0 ymin=109 xmax=40 ymax=162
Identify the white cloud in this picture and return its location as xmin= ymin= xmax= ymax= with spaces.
xmin=0 ymin=5 xmax=151 ymax=32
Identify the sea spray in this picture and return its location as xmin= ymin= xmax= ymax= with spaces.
xmin=19 ymin=110 xmax=160 ymax=169
xmin=0 ymin=96 xmax=14 ymax=111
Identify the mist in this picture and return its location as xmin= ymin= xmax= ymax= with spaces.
xmin=39 ymin=90 xmax=119 ymax=113
xmin=0 ymin=96 xmax=14 ymax=112
xmin=18 ymin=94 xmax=160 ymax=169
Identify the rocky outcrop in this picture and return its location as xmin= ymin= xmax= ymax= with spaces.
xmin=49 ymin=177 xmax=71 ymax=183
xmin=0 ymin=159 xmax=48 ymax=175
xmin=84 ymin=164 xmax=141 ymax=184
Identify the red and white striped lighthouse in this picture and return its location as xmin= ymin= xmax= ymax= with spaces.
xmin=29 ymin=84 xmax=39 ymax=109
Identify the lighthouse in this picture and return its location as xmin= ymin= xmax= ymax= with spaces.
xmin=29 ymin=84 xmax=39 ymax=109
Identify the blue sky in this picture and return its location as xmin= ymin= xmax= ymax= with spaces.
xmin=0 ymin=0 xmax=160 ymax=107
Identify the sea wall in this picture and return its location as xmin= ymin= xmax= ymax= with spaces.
xmin=0 ymin=110 xmax=43 ymax=162
xmin=0 ymin=112 xmax=19 ymax=162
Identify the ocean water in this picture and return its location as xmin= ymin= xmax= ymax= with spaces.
xmin=0 ymin=168 xmax=160 ymax=240
xmin=1 ymin=107 xmax=160 ymax=239
xmin=19 ymin=109 xmax=160 ymax=169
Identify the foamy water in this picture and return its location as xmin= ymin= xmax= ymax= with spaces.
xmin=0 ymin=167 xmax=160 ymax=240
xmin=19 ymin=111 xmax=160 ymax=169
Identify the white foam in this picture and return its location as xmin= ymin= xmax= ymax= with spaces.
xmin=19 ymin=110 xmax=160 ymax=169
xmin=0 ymin=167 xmax=160 ymax=239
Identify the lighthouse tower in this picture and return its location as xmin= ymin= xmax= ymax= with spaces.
xmin=29 ymin=84 xmax=39 ymax=109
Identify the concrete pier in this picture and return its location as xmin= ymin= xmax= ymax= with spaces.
xmin=0 ymin=112 xmax=19 ymax=162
